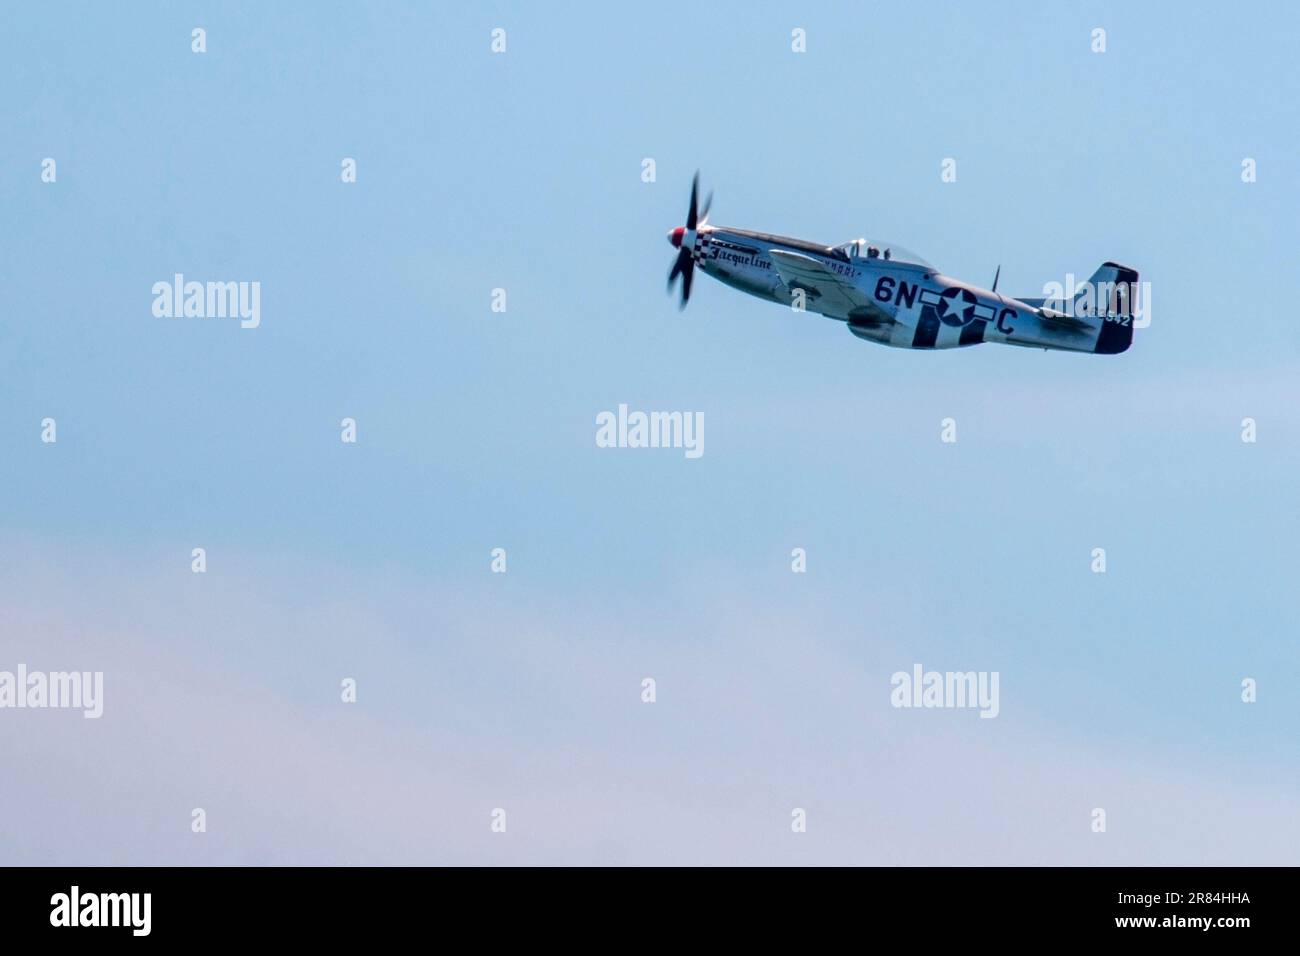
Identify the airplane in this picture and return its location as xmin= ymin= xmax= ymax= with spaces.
xmin=666 ymin=174 xmax=1138 ymax=355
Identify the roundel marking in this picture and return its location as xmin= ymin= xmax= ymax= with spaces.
xmin=938 ymin=287 xmax=978 ymax=327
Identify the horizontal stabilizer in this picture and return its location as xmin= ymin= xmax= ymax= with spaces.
xmin=1034 ymin=306 xmax=1096 ymax=330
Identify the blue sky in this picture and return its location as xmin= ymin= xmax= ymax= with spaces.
xmin=2 ymin=1 xmax=1298 ymax=864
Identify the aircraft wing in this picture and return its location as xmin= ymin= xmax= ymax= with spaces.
xmin=768 ymin=249 xmax=892 ymax=324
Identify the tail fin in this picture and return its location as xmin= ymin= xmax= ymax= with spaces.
xmin=1082 ymin=262 xmax=1139 ymax=354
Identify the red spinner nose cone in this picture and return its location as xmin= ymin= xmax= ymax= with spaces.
xmin=668 ymin=226 xmax=684 ymax=248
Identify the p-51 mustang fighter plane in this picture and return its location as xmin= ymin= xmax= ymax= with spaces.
xmin=666 ymin=174 xmax=1138 ymax=355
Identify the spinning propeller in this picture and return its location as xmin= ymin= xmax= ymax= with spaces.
xmin=666 ymin=172 xmax=711 ymax=309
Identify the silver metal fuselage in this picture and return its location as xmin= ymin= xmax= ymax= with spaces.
xmin=693 ymin=225 xmax=1101 ymax=353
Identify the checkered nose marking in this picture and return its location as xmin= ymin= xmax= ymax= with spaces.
xmin=688 ymin=229 xmax=709 ymax=263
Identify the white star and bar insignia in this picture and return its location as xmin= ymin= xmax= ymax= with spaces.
xmin=919 ymin=287 xmax=995 ymax=327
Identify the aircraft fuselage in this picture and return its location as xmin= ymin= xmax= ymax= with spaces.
xmin=691 ymin=225 xmax=1126 ymax=354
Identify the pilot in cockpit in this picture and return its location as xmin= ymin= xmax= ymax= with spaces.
xmin=842 ymin=239 xmax=889 ymax=261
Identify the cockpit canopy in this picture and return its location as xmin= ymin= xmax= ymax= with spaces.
xmin=836 ymin=238 xmax=933 ymax=269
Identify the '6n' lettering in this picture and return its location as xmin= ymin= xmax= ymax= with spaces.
xmin=874 ymin=277 xmax=918 ymax=309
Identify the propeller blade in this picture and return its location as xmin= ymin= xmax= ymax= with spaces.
xmin=699 ymin=190 xmax=713 ymax=224
xmin=667 ymin=173 xmax=705 ymax=309
xmin=992 ymin=264 xmax=1001 ymax=293
xmin=685 ymin=172 xmax=699 ymax=231
xmin=668 ymin=249 xmax=685 ymax=288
